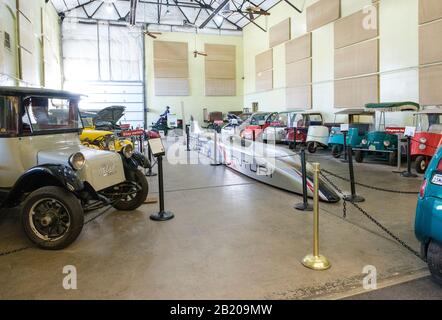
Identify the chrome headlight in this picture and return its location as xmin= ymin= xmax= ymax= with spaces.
xmin=420 ymin=137 xmax=427 ymax=144
xmin=330 ymin=130 xmax=335 ymax=135
xmin=383 ymin=140 xmax=391 ymax=147
xmin=122 ymin=144 xmax=134 ymax=159
xmin=69 ymin=152 xmax=85 ymax=171
xmin=419 ymin=144 xmax=426 ymax=150
xmin=362 ymin=139 xmax=368 ymax=145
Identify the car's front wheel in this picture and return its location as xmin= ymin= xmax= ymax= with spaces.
xmin=112 ymin=170 xmax=149 ymax=211
xmin=427 ymin=240 xmax=442 ymax=285
xmin=307 ymin=142 xmax=317 ymax=154
xmin=331 ymin=145 xmax=341 ymax=158
xmin=22 ymin=186 xmax=84 ymax=250
xmin=355 ymin=150 xmax=364 ymax=163
xmin=415 ymin=156 xmax=428 ymax=174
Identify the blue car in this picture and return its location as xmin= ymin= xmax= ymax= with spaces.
xmin=415 ymin=145 xmax=442 ymax=285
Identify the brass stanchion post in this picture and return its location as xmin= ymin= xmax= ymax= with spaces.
xmin=302 ymin=163 xmax=331 ymax=271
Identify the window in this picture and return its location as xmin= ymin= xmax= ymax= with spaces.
xmin=23 ymin=96 xmax=83 ymax=133
xmin=0 ymin=96 xmax=18 ymax=136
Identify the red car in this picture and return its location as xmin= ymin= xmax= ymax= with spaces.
xmin=284 ymin=112 xmax=324 ymax=149
xmin=240 ymin=112 xmax=272 ymax=141
xmin=411 ymin=108 xmax=442 ymax=173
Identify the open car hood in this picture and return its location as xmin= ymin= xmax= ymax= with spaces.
xmin=95 ymin=106 xmax=126 ymax=124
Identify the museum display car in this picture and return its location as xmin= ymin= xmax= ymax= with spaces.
xmin=0 ymin=87 xmax=149 ymax=250
xmin=415 ymin=145 xmax=442 ymax=285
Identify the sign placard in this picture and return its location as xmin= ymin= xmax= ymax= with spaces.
xmin=167 ymin=114 xmax=178 ymax=128
xmin=404 ymin=126 xmax=416 ymax=137
xmin=148 ymin=138 xmax=166 ymax=157
xmin=340 ymin=123 xmax=349 ymax=132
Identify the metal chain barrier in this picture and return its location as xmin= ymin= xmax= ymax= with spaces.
xmin=321 ymin=168 xmax=418 ymax=195
xmin=320 ymin=171 xmax=423 ymax=260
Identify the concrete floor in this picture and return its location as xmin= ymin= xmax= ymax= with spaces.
xmin=0 ymin=139 xmax=432 ymax=299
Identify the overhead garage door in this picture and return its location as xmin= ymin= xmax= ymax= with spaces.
xmin=62 ymin=20 xmax=145 ymax=128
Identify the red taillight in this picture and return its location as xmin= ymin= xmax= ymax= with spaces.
xmin=420 ymin=179 xmax=427 ymax=198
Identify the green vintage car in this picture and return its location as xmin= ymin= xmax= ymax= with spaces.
xmin=353 ymin=102 xmax=420 ymax=166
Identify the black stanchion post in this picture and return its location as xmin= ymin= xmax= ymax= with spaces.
xmin=343 ymin=146 xmax=365 ymax=203
xmin=295 ymin=148 xmax=313 ymax=212
xmin=139 ymin=135 xmax=143 ymax=154
xmin=186 ymin=124 xmax=191 ymax=152
xmin=341 ymin=131 xmax=348 ymax=163
xmin=145 ymin=138 xmax=157 ymax=177
xmin=401 ymin=135 xmax=418 ymax=178
xmin=150 ymin=155 xmax=174 ymax=221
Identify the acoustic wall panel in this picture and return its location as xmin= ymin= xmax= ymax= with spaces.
xmin=205 ymin=61 xmax=236 ymax=79
xmin=335 ymin=39 xmax=379 ymax=79
xmin=419 ymin=19 xmax=442 ymax=65
xmin=154 ymin=78 xmax=189 ymax=96
xmin=153 ymin=41 xmax=189 ymax=96
xmin=334 ymin=9 xmax=379 ymax=49
xmin=205 ymin=44 xmax=235 ymax=61
xmin=255 ymin=50 xmax=273 ymax=73
xmin=205 ymin=79 xmax=236 ymax=96
xmin=204 ymin=44 xmax=236 ymax=96
xmin=286 ymin=59 xmax=312 ymax=86
xmin=335 ymin=75 xmax=379 ymax=107
xmin=306 ymin=0 xmax=340 ymax=32
xmin=269 ymin=18 xmax=291 ymax=48
xmin=419 ymin=0 xmax=442 ymax=24
xmin=286 ymin=86 xmax=312 ymax=109
xmin=420 ymin=64 xmax=442 ymax=106
xmin=256 ymin=69 xmax=273 ymax=92
xmin=285 ymin=33 xmax=311 ymax=64
xmin=154 ymin=60 xmax=188 ymax=78
xmin=153 ymin=41 xmax=188 ymax=60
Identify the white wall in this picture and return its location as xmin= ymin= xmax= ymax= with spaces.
xmin=243 ymin=0 xmax=420 ymax=126
xmin=0 ymin=0 xmax=62 ymax=88
xmin=145 ymin=32 xmax=244 ymax=125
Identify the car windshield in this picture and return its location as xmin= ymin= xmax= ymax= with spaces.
xmin=0 ymin=96 xmax=19 ymax=136
xmin=22 ymin=96 xmax=83 ymax=133
xmin=309 ymin=114 xmax=323 ymax=125
xmin=416 ymin=113 xmax=442 ymax=132
xmin=250 ymin=113 xmax=269 ymax=125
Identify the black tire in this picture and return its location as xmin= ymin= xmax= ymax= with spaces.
xmin=331 ymin=145 xmax=342 ymax=158
xmin=307 ymin=142 xmax=317 ymax=154
xmin=354 ymin=150 xmax=364 ymax=163
xmin=289 ymin=142 xmax=295 ymax=150
xmin=21 ymin=186 xmax=84 ymax=250
xmin=427 ymin=241 xmax=442 ymax=285
xmin=113 ymin=170 xmax=149 ymax=211
xmin=389 ymin=151 xmax=397 ymax=166
xmin=415 ymin=156 xmax=428 ymax=174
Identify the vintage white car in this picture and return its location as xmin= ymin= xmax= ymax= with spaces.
xmin=0 ymin=87 xmax=149 ymax=250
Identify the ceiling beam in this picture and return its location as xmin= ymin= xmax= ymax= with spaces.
xmin=198 ymin=0 xmax=229 ymax=29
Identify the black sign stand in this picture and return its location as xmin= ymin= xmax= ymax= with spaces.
xmin=401 ymin=135 xmax=418 ymax=178
xmin=343 ymin=146 xmax=365 ymax=203
xmin=145 ymin=139 xmax=157 ymax=177
xmin=150 ymin=155 xmax=174 ymax=221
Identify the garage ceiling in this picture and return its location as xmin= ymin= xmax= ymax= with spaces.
xmin=50 ymin=0 xmax=305 ymax=33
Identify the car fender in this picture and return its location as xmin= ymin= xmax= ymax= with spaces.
xmin=2 ymin=164 xmax=84 ymax=207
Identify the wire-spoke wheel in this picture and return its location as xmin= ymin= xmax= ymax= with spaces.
xmin=112 ymin=170 xmax=149 ymax=211
xmin=22 ymin=186 xmax=84 ymax=250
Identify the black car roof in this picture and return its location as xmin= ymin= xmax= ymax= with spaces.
xmin=0 ymin=86 xmax=82 ymax=99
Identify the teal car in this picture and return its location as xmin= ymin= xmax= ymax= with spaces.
xmin=415 ymin=145 xmax=442 ymax=285
xmin=328 ymin=109 xmax=374 ymax=158
xmin=353 ymin=102 xmax=420 ymax=166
